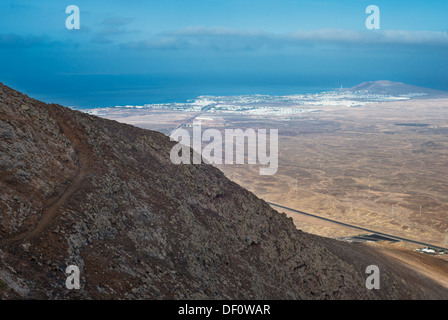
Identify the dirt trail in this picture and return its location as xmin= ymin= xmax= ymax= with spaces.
xmin=0 ymin=105 xmax=88 ymax=247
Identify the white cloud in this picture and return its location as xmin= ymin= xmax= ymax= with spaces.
xmin=120 ymin=27 xmax=448 ymax=51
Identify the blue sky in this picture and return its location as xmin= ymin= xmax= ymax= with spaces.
xmin=1 ymin=0 xmax=447 ymax=107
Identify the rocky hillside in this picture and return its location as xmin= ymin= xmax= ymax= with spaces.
xmin=0 ymin=83 xmax=445 ymax=299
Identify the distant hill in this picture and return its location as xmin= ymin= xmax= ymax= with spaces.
xmin=347 ymin=80 xmax=447 ymax=97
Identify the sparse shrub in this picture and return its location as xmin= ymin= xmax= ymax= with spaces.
xmin=0 ymin=279 xmax=8 ymax=290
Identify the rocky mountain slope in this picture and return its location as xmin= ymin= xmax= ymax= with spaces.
xmin=0 ymin=83 xmax=446 ymax=299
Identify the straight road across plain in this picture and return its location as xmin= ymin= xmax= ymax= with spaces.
xmin=267 ymin=202 xmax=448 ymax=251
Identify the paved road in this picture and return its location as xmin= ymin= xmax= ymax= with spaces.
xmin=168 ymin=103 xmax=217 ymax=137
xmin=168 ymin=122 xmax=185 ymax=137
xmin=267 ymin=202 xmax=448 ymax=251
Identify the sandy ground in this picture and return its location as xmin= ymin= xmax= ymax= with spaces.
xmin=374 ymin=245 xmax=448 ymax=289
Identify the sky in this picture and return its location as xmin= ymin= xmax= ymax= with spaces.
xmin=0 ymin=0 xmax=447 ymax=107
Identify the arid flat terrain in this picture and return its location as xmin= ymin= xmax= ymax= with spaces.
xmin=102 ymin=97 xmax=448 ymax=249
xmin=216 ymin=98 xmax=448 ymax=249
xmin=91 ymin=94 xmax=448 ymax=292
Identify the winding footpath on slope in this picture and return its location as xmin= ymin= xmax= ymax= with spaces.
xmin=0 ymin=105 xmax=88 ymax=248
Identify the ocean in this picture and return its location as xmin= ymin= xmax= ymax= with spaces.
xmin=15 ymin=73 xmax=337 ymax=109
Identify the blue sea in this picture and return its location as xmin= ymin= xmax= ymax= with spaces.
xmin=15 ymin=73 xmax=340 ymax=109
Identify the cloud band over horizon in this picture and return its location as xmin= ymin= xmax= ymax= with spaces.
xmin=4 ymin=26 xmax=447 ymax=54
xmin=120 ymin=26 xmax=448 ymax=51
